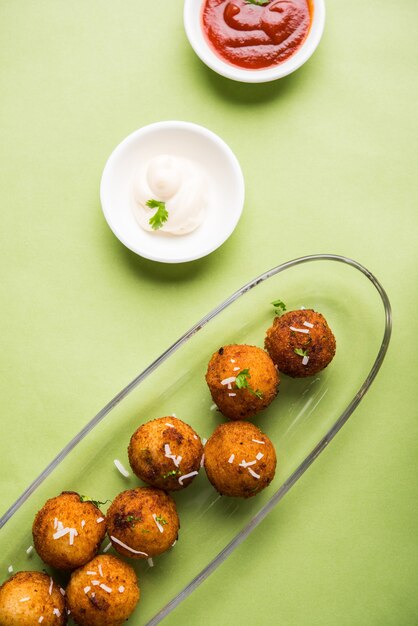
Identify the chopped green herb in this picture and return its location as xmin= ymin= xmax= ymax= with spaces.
xmin=162 ymin=469 xmax=180 ymax=480
xmin=294 ymin=348 xmax=309 ymax=357
xmin=79 ymin=496 xmax=110 ymax=509
xmin=235 ymin=368 xmax=251 ymax=389
xmin=155 ymin=515 xmax=168 ymax=526
xmin=146 ymin=199 xmax=168 ymax=230
xmin=124 ymin=515 xmax=142 ymax=527
xmin=141 ymin=529 xmax=150 ymax=534
xmin=235 ymin=369 xmax=264 ymax=400
xmin=271 ymin=298 xmax=287 ymax=315
xmin=245 ymin=0 xmax=269 ymax=5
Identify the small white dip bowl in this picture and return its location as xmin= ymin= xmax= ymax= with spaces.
xmin=184 ymin=0 xmax=325 ymax=83
xmin=100 ymin=121 xmax=245 ymax=263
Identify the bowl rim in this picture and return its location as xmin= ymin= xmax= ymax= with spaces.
xmin=184 ymin=0 xmax=326 ymax=83
xmin=100 ymin=120 xmax=245 ymax=263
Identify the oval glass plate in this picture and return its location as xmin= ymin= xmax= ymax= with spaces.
xmin=0 ymin=254 xmax=391 ymax=625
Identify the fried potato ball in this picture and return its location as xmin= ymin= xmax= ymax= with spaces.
xmin=32 ymin=491 xmax=106 ymax=570
xmin=205 ymin=344 xmax=280 ymax=420
xmin=66 ymin=554 xmax=139 ymax=626
xmin=107 ymin=487 xmax=179 ymax=559
xmin=0 ymin=571 xmax=66 ymax=626
xmin=204 ymin=421 xmax=276 ymax=498
xmin=265 ymin=309 xmax=336 ymax=377
xmin=128 ymin=416 xmax=203 ymax=491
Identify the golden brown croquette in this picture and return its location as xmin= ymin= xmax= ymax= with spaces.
xmin=66 ymin=554 xmax=139 ymax=626
xmin=128 ymin=416 xmax=203 ymax=491
xmin=107 ymin=488 xmax=179 ymax=559
xmin=265 ymin=309 xmax=336 ymax=377
xmin=204 ymin=421 xmax=276 ymax=498
xmin=0 ymin=571 xmax=66 ymax=626
xmin=32 ymin=491 xmax=106 ymax=570
xmin=205 ymin=344 xmax=280 ymax=420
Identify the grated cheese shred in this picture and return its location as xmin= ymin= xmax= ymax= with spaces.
xmin=110 ymin=535 xmax=148 ymax=556
xmin=152 ymin=514 xmax=165 ymax=533
xmin=178 ymin=471 xmax=198 ymax=485
xmin=114 ymin=459 xmax=130 ymax=477
xmin=289 ymin=326 xmax=309 ymax=334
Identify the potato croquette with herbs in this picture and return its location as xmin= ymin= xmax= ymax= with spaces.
xmin=205 ymin=344 xmax=279 ymax=420
xmin=0 ymin=571 xmax=66 ymax=626
xmin=107 ymin=487 xmax=179 ymax=559
xmin=66 ymin=554 xmax=139 ymax=626
xmin=265 ymin=309 xmax=336 ymax=377
xmin=128 ymin=416 xmax=203 ymax=491
xmin=32 ymin=491 xmax=107 ymax=571
xmin=204 ymin=421 xmax=277 ymax=498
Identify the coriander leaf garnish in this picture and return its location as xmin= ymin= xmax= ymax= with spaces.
xmin=155 ymin=515 xmax=168 ymax=525
xmin=235 ymin=368 xmax=251 ymax=389
xmin=294 ymin=348 xmax=309 ymax=357
xmin=162 ymin=469 xmax=180 ymax=480
xmin=245 ymin=0 xmax=269 ymax=5
xmin=271 ymin=299 xmax=287 ymax=315
xmin=124 ymin=515 xmax=142 ymax=527
xmin=79 ymin=496 xmax=111 ymax=509
xmin=235 ymin=369 xmax=264 ymax=399
xmin=146 ymin=199 xmax=168 ymax=230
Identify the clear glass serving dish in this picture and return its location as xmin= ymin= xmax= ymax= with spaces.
xmin=0 ymin=254 xmax=392 ymax=625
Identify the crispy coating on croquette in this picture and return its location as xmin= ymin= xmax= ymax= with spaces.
xmin=0 ymin=571 xmax=66 ymax=626
xmin=66 ymin=555 xmax=139 ymax=626
xmin=107 ymin=487 xmax=179 ymax=558
xmin=32 ymin=491 xmax=106 ymax=570
xmin=128 ymin=416 xmax=203 ymax=491
xmin=204 ymin=421 xmax=276 ymax=498
xmin=205 ymin=344 xmax=280 ymax=420
xmin=265 ymin=309 xmax=336 ymax=377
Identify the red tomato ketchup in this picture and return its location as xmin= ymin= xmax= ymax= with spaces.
xmin=201 ymin=0 xmax=313 ymax=70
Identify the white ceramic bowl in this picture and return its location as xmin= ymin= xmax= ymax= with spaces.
xmin=184 ymin=0 xmax=325 ymax=83
xmin=100 ymin=121 xmax=245 ymax=263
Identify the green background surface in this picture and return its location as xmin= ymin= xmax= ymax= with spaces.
xmin=0 ymin=1 xmax=417 ymax=624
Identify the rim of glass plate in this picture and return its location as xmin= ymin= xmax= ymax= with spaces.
xmin=0 ymin=254 xmax=392 ymax=624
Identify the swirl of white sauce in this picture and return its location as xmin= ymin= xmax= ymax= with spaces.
xmin=133 ymin=154 xmax=208 ymax=235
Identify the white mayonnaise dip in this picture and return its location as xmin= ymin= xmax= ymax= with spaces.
xmin=133 ymin=154 xmax=208 ymax=235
